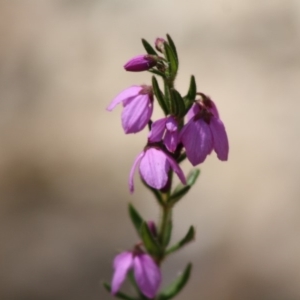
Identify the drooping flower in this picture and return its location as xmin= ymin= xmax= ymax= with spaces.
xmin=124 ymin=55 xmax=157 ymax=72
xmin=111 ymin=250 xmax=161 ymax=298
xmin=148 ymin=116 xmax=179 ymax=152
xmin=129 ymin=147 xmax=186 ymax=193
xmin=106 ymin=85 xmax=153 ymax=134
xmin=181 ymin=99 xmax=229 ymax=166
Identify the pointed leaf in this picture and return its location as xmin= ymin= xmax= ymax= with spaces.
xmin=171 ymin=89 xmax=185 ymax=118
xmin=141 ymin=39 xmax=158 ymax=56
xmin=103 ymin=282 xmax=138 ymax=300
xmin=166 ymin=226 xmax=195 ymax=255
xmin=161 ymin=219 xmax=172 ymax=248
xmin=128 ymin=203 xmax=144 ymax=236
xmin=157 ymin=263 xmax=192 ymax=300
xmin=166 ymin=34 xmax=178 ymax=64
xmin=149 ymin=68 xmax=166 ymax=78
xmin=164 ymin=43 xmax=178 ymax=79
xmin=152 ymin=76 xmax=168 ymax=115
xmin=140 ymin=222 xmax=162 ymax=257
xmin=169 ymin=169 xmax=200 ymax=204
xmin=187 ymin=75 xmax=197 ymax=101
xmin=141 ymin=179 xmax=164 ymax=206
xmin=163 ymin=80 xmax=172 ymax=113
xmin=177 ymin=152 xmax=187 ymax=164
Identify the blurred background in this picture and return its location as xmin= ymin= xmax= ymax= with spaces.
xmin=1 ymin=1 xmax=300 ymax=299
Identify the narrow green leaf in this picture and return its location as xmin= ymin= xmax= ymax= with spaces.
xmin=164 ymin=80 xmax=172 ymax=113
xmin=171 ymin=89 xmax=185 ymax=118
xmin=177 ymin=152 xmax=187 ymax=164
xmin=166 ymin=226 xmax=195 ymax=255
xmin=161 ymin=219 xmax=172 ymax=248
xmin=103 ymin=282 xmax=137 ymax=300
xmin=152 ymin=76 xmax=168 ymax=115
xmin=141 ymin=38 xmax=158 ymax=56
xmin=187 ymin=75 xmax=197 ymax=101
xmin=184 ymin=75 xmax=197 ymax=113
xmin=169 ymin=169 xmax=200 ymax=204
xmin=140 ymin=222 xmax=162 ymax=256
xmin=157 ymin=263 xmax=192 ymax=300
xmin=148 ymin=69 xmax=166 ymax=78
xmin=164 ymin=43 xmax=178 ymax=79
xmin=128 ymin=203 xmax=144 ymax=236
xmin=166 ymin=34 xmax=178 ymax=63
xmin=141 ymin=179 xmax=164 ymax=206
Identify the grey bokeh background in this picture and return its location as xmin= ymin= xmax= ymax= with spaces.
xmin=1 ymin=1 xmax=300 ymax=299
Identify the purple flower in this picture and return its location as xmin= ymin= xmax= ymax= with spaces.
xmin=124 ymin=55 xmax=157 ymax=72
xmin=106 ymin=85 xmax=153 ymax=134
xmin=129 ymin=147 xmax=186 ymax=192
xmin=111 ymin=251 xmax=161 ymax=298
xmin=148 ymin=116 xmax=179 ymax=152
xmin=181 ymin=102 xmax=229 ymax=166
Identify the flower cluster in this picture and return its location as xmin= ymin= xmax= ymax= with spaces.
xmin=107 ymin=42 xmax=228 ymax=193
xmin=105 ymin=34 xmax=229 ymax=299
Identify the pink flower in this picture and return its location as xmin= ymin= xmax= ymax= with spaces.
xmin=181 ymin=102 xmax=229 ymax=166
xmin=106 ymin=85 xmax=153 ymax=134
xmin=148 ymin=116 xmax=179 ymax=152
xmin=111 ymin=251 xmax=161 ymax=298
xmin=124 ymin=55 xmax=157 ymax=72
xmin=129 ymin=147 xmax=186 ymax=192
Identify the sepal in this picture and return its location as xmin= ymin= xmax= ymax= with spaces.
xmin=157 ymin=263 xmax=192 ymax=300
xmin=103 ymin=282 xmax=138 ymax=300
xmin=166 ymin=226 xmax=195 ymax=255
xmin=169 ymin=169 xmax=200 ymax=205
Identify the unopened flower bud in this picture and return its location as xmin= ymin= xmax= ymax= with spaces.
xmin=155 ymin=38 xmax=166 ymax=52
xmin=124 ymin=55 xmax=157 ymax=72
xmin=147 ymin=221 xmax=158 ymax=237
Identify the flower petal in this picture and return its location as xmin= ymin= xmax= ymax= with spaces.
xmin=139 ymin=148 xmax=169 ymax=190
xmin=111 ymin=252 xmax=133 ymax=295
xmin=165 ymin=116 xmax=178 ymax=132
xmin=133 ymin=254 xmax=161 ymax=298
xmin=186 ymin=103 xmax=201 ymax=121
xmin=122 ymin=95 xmax=153 ymax=134
xmin=148 ymin=118 xmax=167 ymax=142
xmin=208 ymin=99 xmax=219 ymax=119
xmin=106 ymin=86 xmax=141 ymax=111
xmin=181 ymin=119 xmax=213 ymax=166
xmin=164 ymin=130 xmax=179 ymax=152
xmin=165 ymin=153 xmax=186 ymax=185
xmin=210 ymin=117 xmax=229 ymax=161
xmin=129 ymin=152 xmax=145 ymax=193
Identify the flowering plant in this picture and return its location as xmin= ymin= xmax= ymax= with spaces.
xmin=104 ymin=34 xmax=229 ymax=299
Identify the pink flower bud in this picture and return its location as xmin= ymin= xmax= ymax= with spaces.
xmin=155 ymin=38 xmax=166 ymax=52
xmin=124 ymin=55 xmax=157 ymax=72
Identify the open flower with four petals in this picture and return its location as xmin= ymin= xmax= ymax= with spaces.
xmin=129 ymin=147 xmax=186 ymax=192
xmin=107 ymin=85 xmax=153 ymax=134
xmin=111 ymin=250 xmax=161 ymax=298
xmin=180 ymin=99 xmax=229 ymax=166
